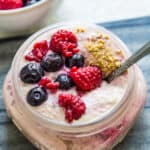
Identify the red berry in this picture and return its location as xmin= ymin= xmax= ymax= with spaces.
xmin=39 ymin=77 xmax=51 ymax=87
xmin=25 ymin=40 xmax=49 ymax=62
xmin=72 ymin=48 xmax=80 ymax=54
xmin=70 ymin=66 xmax=78 ymax=72
xmin=33 ymin=40 xmax=49 ymax=53
xmin=50 ymin=30 xmax=78 ymax=57
xmin=25 ymin=54 xmax=39 ymax=62
xmin=0 ymin=0 xmax=23 ymax=10
xmin=72 ymin=101 xmax=86 ymax=120
xmin=64 ymin=51 xmax=73 ymax=57
xmin=39 ymin=77 xmax=59 ymax=92
xmin=58 ymin=93 xmax=72 ymax=107
xmin=58 ymin=93 xmax=86 ymax=123
xmin=70 ymin=66 xmax=102 ymax=91
xmin=46 ymin=82 xmax=52 ymax=89
xmin=46 ymin=82 xmax=59 ymax=90
xmin=65 ymin=109 xmax=73 ymax=123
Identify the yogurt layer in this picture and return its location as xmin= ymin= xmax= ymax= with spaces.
xmin=16 ymin=23 xmax=128 ymax=125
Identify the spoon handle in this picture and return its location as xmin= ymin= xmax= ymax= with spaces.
xmin=106 ymin=41 xmax=150 ymax=82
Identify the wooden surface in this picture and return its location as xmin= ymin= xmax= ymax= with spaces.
xmin=0 ymin=17 xmax=150 ymax=150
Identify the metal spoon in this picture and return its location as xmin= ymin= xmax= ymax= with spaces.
xmin=106 ymin=41 xmax=150 ymax=82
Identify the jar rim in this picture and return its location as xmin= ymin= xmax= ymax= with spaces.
xmin=12 ymin=22 xmax=135 ymax=133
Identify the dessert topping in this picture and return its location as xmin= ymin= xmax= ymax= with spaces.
xmin=25 ymin=40 xmax=49 ymax=62
xmin=20 ymin=28 xmax=121 ymax=123
xmin=39 ymin=77 xmax=59 ymax=92
xmin=20 ymin=63 xmax=44 ymax=83
xmin=40 ymin=53 xmax=64 ymax=72
xmin=70 ymin=66 xmax=102 ymax=91
xmin=85 ymin=34 xmax=121 ymax=77
xmin=65 ymin=53 xmax=85 ymax=68
xmin=27 ymin=86 xmax=47 ymax=106
xmin=50 ymin=29 xmax=78 ymax=57
xmin=55 ymin=74 xmax=74 ymax=90
xmin=58 ymin=93 xmax=86 ymax=122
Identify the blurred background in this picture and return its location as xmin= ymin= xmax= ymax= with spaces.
xmin=50 ymin=0 xmax=150 ymax=23
xmin=0 ymin=0 xmax=150 ymax=38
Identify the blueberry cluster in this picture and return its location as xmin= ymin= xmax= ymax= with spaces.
xmin=20 ymin=52 xmax=85 ymax=106
xmin=19 ymin=29 xmax=89 ymax=123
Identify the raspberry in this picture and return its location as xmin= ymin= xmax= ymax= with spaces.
xmin=39 ymin=77 xmax=59 ymax=92
xmin=72 ymin=48 xmax=80 ymax=54
xmin=0 ymin=0 xmax=23 ymax=10
xmin=58 ymin=93 xmax=86 ymax=123
xmin=65 ymin=109 xmax=73 ymax=123
xmin=58 ymin=93 xmax=76 ymax=108
xmin=39 ymin=77 xmax=51 ymax=87
xmin=25 ymin=40 xmax=49 ymax=62
xmin=46 ymin=82 xmax=59 ymax=90
xmin=70 ymin=66 xmax=102 ymax=91
xmin=72 ymin=101 xmax=85 ymax=120
xmin=50 ymin=30 xmax=78 ymax=57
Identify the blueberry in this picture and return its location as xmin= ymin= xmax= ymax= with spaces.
xmin=41 ymin=53 xmax=64 ymax=72
xmin=20 ymin=63 xmax=44 ymax=84
xmin=27 ymin=87 xmax=47 ymax=106
xmin=65 ymin=54 xmax=84 ymax=68
xmin=55 ymin=74 xmax=74 ymax=90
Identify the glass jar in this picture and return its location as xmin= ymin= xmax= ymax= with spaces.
xmin=3 ymin=22 xmax=147 ymax=150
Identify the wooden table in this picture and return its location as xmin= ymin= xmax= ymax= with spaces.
xmin=0 ymin=15 xmax=150 ymax=150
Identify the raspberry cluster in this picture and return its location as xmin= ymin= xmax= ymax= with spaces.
xmin=58 ymin=93 xmax=86 ymax=122
xmin=50 ymin=30 xmax=79 ymax=57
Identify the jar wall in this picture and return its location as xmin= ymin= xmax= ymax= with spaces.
xmin=4 ymin=22 xmax=147 ymax=150
xmin=11 ymin=22 xmax=134 ymax=135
